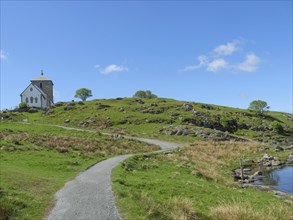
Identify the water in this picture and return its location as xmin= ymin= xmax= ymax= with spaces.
xmin=256 ymin=166 xmax=293 ymax=194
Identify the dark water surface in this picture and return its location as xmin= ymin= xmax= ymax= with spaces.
xmin=256 ymin=166 xmax=293 ymax=194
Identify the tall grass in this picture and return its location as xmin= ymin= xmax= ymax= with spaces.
xmin=210 ymin=200 xmax=293 ymax=220
xmin=172 ymin=141 xmax=262 ymax=184
xmin=139 ymin=193 xmax=197 ymax=220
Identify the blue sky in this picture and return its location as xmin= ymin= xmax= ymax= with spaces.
xmin=1 ymin=1 xmax=292 ymax=112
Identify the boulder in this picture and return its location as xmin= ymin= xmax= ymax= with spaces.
xmin=286 ymin=155 xmax=293 ymax=164
xmin=112 ymin=134 xmax=124 ymax=140
xmin=135 ymin=99 xmax=145 ymax=104
xmin=271 ymin=160 xmax=282 ymax=166
xmin=274 ymin=146 xmax=284 ymax=152
xmin=263 ymin=161 xmax=272 ymax=167
xmin=182 ymin=103 xmax=193 ymax=111
xmin=142 ymin=108 xmax=163 ymax=114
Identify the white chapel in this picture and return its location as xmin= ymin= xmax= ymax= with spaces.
xmin=20 ymin=71 xmax=54 ymax=109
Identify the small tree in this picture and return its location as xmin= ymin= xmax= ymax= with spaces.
xmin=133 ymin=90 xmax=158 ymax=99
xmin=248 ymin=100 xmax=269 ymax=114
xmin=74 ymin=88 xmax=92 ymax=101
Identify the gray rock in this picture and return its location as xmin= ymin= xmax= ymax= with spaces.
xmin=182 ymin=103 xmax=193 ymax=111
xmin=274 ymin=146 xmax=284 ymax=152
xmin=135 ymin=99 xmax=144 ymax=104
xmin=263 ymin=161 xmax=272 ymax=166
xmin=112 ymin=134 xmax=124 ymax=140
xmin=271 ymin=160 xmax=282 ymax=166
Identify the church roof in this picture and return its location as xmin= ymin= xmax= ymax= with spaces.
xmin=32 ymin=75 xmax=50 ymax=81
xmin=20 ymin=83 xmax=47 ymax=98
xmin=31 ymin=71 xmax=53 ymax=83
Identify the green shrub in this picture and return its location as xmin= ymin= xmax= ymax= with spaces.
xmin=18 ymin=102 xmax=27 ymax=109
xmin=220 ymin=118 xmax=238 ymax=133
xmin=271 ymin=122 xmax=284 ymax=134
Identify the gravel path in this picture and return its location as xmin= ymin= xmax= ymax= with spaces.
xmin=46 ymin=126 xmax=181 ymax=220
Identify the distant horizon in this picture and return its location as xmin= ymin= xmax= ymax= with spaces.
xmin=1 ymin=1 xmax=292 ymax=113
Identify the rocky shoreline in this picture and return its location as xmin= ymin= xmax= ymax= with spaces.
xmin=232 ymin=147 xmax=293 ymax=199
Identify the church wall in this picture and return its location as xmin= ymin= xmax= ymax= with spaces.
xmin=21 ymin=85 xmax=47 ymax=108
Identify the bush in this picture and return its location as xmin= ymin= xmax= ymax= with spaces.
xmin=18 ymin=102 xmax=27 ymax=109
xmin=271 ymin=122 xmax=284 ymax=134
xmin=220 ymin=118 xmax=238 ymax=133
xmin=133 ymin=90 xmax=158 ymax=99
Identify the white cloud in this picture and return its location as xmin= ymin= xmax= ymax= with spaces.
xmin=236 ymin=53 xmax=260 ymax=72
xmin=0 ymin=50 xmax=7 ymax=60
xmin=96 ymin=64 xmax=128 ymax=74
xmin=181 ymin=39 xmax=261 ymax=74
xmin=181 ymin=55 xmax=209 ymax=71
xmin=207 ymin=59 xmax=228 ymax=72
xmin=213 ymin=41 xmax=239 ymax=56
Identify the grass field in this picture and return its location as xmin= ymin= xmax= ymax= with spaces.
xmin=112 ymin=141 xmax=293 ymax=220
xmin=0 ymin=122 xmax=158 ymax=220
xmin=1 ymin=98 xmax=292 ymax=219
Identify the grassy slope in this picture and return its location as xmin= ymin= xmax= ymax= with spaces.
xmin=1 ymin=98 xmax=293 ymax=219
xmin=4 ymin=98 xmax=292 ymax=144
xmin=112 ymin=142 xmax=293 ymax=220
xmin=0 ymin=122 xmax=158 ymax=220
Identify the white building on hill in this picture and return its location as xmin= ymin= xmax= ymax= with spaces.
xmin=20 ymin=72 xmax=54 ymax=108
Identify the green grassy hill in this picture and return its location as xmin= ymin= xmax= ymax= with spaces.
xmin=1 ymin=98 xmax=293 ymax=219
xmin=2 ymin=98 xmax=293 ymax=144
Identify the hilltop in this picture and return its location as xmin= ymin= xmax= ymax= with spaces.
xmin=2 ymin=98 xmax=293 ymax=145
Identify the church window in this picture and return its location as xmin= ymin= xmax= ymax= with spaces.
xmin=40 ymin=83 xmax=43 ymax=89
xmin=30 ymin=87 xmax=33 ymax=91
xmin=26 ymin=97 xmax=29 ymax=103
xmin=30 ymin=97 xmax=33 ymax=103
xmin=35 ymin=97 xmax=38 ymax=103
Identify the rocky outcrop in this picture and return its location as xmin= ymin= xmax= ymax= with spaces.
xmin=159 ymin=125 xmax=246 ymax=141
xmin=135 ymin=99 xmax=144 ymax=104
xmin=286 ymin=154 xmax=293 ymax=165
xmin=182 ymin=103 xmax=193 ymax=111
xmin=142 ymin=108 xmax=164 ymax=114
xmin=79 ymin=118 xmax=113 ymax=129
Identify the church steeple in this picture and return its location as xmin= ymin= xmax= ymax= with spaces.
xmin=31 ymin=71 xmax=54 ymax=104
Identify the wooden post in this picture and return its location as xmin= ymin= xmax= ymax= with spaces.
xmin=240 ymin=158 xmax=244 ymax=181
